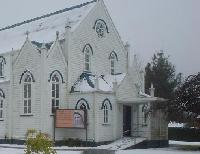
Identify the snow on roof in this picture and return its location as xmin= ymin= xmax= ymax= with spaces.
xmin=139 ymin=91 xmax=151 ymax=98
xmin=0 ymin=0 xmax=97 ymax=53
xmin=168 ymin=122 xmax=185 ymax=128
xmin=71 ymin=73 xmax=126 ymax=93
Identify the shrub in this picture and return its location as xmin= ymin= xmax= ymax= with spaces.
xmin=25 ymin=129 xmax=56 ymax=154
xmin=64 ymin=138 xmax=82 ymax=147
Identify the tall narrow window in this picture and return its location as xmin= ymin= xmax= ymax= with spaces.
xmin=51 ymin=74 xmax=60 ymax=113
xmin=85 ymin=49 xmax=90 ymax=72
xmin=110 ymin=54 xmax=115 ymax=75
xmin=0 ymin=92 xmax=3 ymax=119
xmin=0 ymin=56 xmax=6 ymax=78
xmin=24 ymin=74 xmax=32 ymax=114
xmin=142 ymin=104 xmax=148 ymax=126
xmin=103 ymin=104 xmax=108 ymax=123
xmin=109 ymin=52 xmax=118 ymax=75
xmin=83 ymin=44 xmax=93 ymax=72
xmin=101 ymin=99 xmax=112 ymax=124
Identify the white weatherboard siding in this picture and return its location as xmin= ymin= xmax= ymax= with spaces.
xmin=12 ymin=40 xmax=42 ymax=139
xmin=68 ymin=0 xmax=127 ymax=90
xmin=0 ymin=82 xmax=10 ymax=139
xmin=0 ymin=0 xmax=167 ymax=144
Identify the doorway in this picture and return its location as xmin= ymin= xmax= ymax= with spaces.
xmin=123 ymin=105 xmax=132 ymax=136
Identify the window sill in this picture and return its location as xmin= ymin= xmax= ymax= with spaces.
xmin=0 ymin=76 xmax=5 ymax=79
xmin=142 ymin=124 xmax=148 ymax=127
xmin=83 ymin=71 xmax=92 ymax=74
xmin=102 ymin=123 xmax=111 ymax=126
xmin=50 ymin=114 xmax=55 ymax=117
xmin=0 ymin=118 xmax=4 ymax=121
xmin=20 ymin=114 xmax=34 ymax=117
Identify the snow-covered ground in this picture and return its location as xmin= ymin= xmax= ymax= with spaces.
xmin=0 ymin=147 xmax=83 ymax=154
xmin=116 ymin=149 xmax=199 ymax=154
xmin=0 ymin=140 xmax=199 ymax=154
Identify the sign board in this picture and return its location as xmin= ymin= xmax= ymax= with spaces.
xmin=55 ymin=109 xmax=86 ymax=129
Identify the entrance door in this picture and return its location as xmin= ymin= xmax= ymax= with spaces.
xmin=123 ymin=105 xmax=132 ymax=136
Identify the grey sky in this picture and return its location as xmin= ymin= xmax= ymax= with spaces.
xmin=0 ymin=0 xmax=199 ymax=76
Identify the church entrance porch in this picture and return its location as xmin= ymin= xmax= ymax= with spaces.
xmin=123 ymin=105 xmax=132 ymax=136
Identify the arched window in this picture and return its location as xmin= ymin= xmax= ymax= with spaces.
xmin=23 ymin=74 xmax=32 ymax=114
xmin=142 ymin=104 xmax=148 ymax=126
xmin=103 ymin=103 xmax=108 ymax=123
xmin=0 ymin=56 xmax=6 ymax=78
xmin=75 ymin=98 xmax=90 ymax=110
xmin=101 ymin=99 xmax=112 ymax=124
xmin=93 ymin=19 xmax=109 ymax=38
xmin=0 ymin=90 xmax=4 ymax=119
xmin=51 ymin=74 xmax=60 ymax=113
xmin=83 ymin=44 xmax=93 ymax=72
xmin=109 ymin=52 xmax=118 ymax=75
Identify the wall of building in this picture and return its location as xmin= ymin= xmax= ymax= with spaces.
xmin=11 ymin=40 xmax=42 ymax=139
xmin=68 ymin=1 xmax=127 ymax=91
xmin=44 ymin=41 xmax=68 ymax=138
xmin=94 ymin=93 xmax=115 ymax=142
xmin=0 ymin=82 xmax=10 ymax=139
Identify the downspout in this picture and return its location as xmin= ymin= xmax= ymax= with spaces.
xmin=8 ymin=52 xmax=13 ymax=140
xmin=93 ymin=92 xmax=96 ymax=143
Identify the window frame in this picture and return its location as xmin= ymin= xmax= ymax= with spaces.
xmin=23 ymin=74 xmax=32 ymax=114
xmin=82 ymin=44 xmax=93 ymax=73
xmin=103 ymin=103 xmax=109 ymax=124
xmin=0 ymin=56 xmax=6 ymax=78
xmin=94 ymin=19 xmax=109 ymax=38
xmin=0 ymin=96 xmax=3 ymax=119
xmin=101 ymin=99 xmax=112 ymax=125
xmin=51 ymin=74 xmax=60 ymax=114
xmin=110 ymin=54 xmax=116 ymax=75
xmin=84 ymin=48 xmax=91 ymax=72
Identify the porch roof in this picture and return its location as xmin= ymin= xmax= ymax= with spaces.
xmin=117 ymin=97 xmax=167 ymax=104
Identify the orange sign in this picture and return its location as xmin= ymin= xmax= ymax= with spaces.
xmin=55 ymin=109 xmax=86 ymax=128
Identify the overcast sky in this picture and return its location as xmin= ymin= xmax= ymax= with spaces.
xmin=0 ymin=0 xmax=200 ymax=76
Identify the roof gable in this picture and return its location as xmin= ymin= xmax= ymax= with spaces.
xmin=116 ymin=74 xmax=139 ymax=101
xmin=0 ymin=0 xmax=97 ymax=53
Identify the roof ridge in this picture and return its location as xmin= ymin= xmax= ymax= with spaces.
xmin=0 ymin=0 xmax=97 ymax=32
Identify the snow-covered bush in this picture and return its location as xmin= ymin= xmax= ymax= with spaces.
xmin=25 ymin=129 xmax=56 ymax=154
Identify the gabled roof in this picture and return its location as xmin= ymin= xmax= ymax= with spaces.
xmin=0 ymin=0 xmax=97 ymax=53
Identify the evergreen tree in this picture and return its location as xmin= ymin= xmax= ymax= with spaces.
xmin=145 ymin=51 xmax=181 ymax=99
xmin=173 ymin=73 xmax=200 ymax=126
xmin=145 ymin=51 xmax=183 ymax=122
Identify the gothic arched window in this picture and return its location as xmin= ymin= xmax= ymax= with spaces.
xmin=51 ymin=74 xmax=60 ymax=113
xmin=75 ymin=98 xmax=90 ymax=110
xmin=109 ymin=51 xmax=118 ymax=75
xmin=103 ymin=103 xmax=108 ymax=123
xmin=23 ymin=74 xmax=32 ymax=114
xmin=94 ymin=19 xmax=109 ymax=38
xmin=0 ymin=56 xmax=6 ymax=78
xmin=83 ymin=44 xmax=93 ymax=72
xmin=101 ymin=99 xmax=112 ymax=124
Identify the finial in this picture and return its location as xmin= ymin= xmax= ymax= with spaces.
xmin=56 ymin=31 xmax=59 ymax=39
xmin=151 ymin=82 xmax=154 ymax=88
xmin=25 ymin=30 xmax=29 ymax=38
xmin=65 ymin=19 xmax=71 ymax=29
xmin=41 ymin=43 xmax=46 ymax=50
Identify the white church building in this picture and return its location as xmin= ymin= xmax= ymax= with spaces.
xmin=0 ymin=0 xmax=168 ymax=147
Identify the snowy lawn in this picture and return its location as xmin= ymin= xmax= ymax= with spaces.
xmin=0 ymin=147 xmax=83 ymax=154
xmin=116 ymin=140 xmax=200 ymax=154
xmin=0 ymin=140 xmax=199 ymax=154
xmin=116 ymin=149 xmax=199 ymax=154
